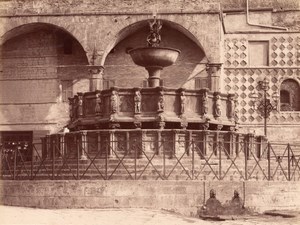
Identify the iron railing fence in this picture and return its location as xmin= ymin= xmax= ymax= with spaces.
xmin=1 ymin=138 xmax=300 ymax=181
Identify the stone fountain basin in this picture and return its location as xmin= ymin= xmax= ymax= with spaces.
xmin=128 ymin=47 xmax=180 ymax=68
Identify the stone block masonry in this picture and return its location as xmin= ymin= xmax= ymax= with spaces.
xmin=1 ymin=180 xmax=300 ymax=216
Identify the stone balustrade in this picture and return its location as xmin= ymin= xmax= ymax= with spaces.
xmin=68 ymin=87 xmax=237 ymax=131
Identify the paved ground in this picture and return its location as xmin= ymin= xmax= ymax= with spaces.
xmin=0 ymin=205 xmax=299 ymax=225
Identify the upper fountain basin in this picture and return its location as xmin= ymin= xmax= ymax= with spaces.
xmin=128 ymin=47 xmax=180 ymax=68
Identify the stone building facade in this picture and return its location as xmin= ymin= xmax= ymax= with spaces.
xmin=0 ymin=0 xmax=299 ymax=143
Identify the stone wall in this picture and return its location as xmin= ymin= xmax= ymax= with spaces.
xmin=1 ymin=180 xmax=300 ymax=216
xmin=0 ymin=26 xmax=88 ymax=135
xmin=223 ymin=32 xmax=300 ymax=142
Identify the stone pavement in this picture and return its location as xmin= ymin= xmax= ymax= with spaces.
xmin=0 ymin=205 xmax=299 ymax=225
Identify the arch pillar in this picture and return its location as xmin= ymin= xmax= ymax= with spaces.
xmin=206 ymin=63 xmax=222 ymax=92
xmin=88 ymin=66 xmax=104 ymax=91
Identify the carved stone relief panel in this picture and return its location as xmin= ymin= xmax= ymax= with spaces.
xmin=119 ymin=95 xmax=134 ymax=113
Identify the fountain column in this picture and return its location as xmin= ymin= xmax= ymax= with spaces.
xmin=146 ymin=66 xmax=162 ymax=87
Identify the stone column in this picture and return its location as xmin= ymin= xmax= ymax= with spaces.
xmin=206 ymin=63 xmax=222 ymax=92
xmin=46 ymin=135 xmax=51 ymax=159
xmin=109 ymin=130 xmax=115 ymax=158
xmin=226 ymin=131 xmax=236 ymax=158
xmin=80 ymin=131 xmax=88 ymax=160
xmin=89 ymin=66 xmax=104 ymax=91
xmin=59 ymin=134 xmax=65 ymax=158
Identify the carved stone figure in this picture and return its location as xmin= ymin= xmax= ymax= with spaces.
xmin=95 ymin=92 xmax=102 ymax=115
xmin=110 ymin=90 xmax=118 ymax=113
xmin=227 ymin=94 xmax=235 ymax=120
xmin=180 ymin=92 xmax=186 ymax=115
xmin=77 ymin=94 xmax=83 ymax=117
xmin=214 ymin=93 xmax=221 ymax=118
xmin=134 ymin=90 xmax=141 ymax=114
xmin=202 ymin=90 xmax=208 ymax=116
xmin=157 ymin=91 xmax=164 ymax=112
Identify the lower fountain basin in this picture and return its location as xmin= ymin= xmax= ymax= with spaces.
xmin=128 ymin=47 xmax=180 ymax=68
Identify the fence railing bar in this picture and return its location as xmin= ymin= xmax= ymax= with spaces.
xmin=79 ymin=146 xmax=106 ymax=180
xmin=108 ymin=146 xmax=134 ymax=180
xmin=55 ymin=149 xmax=77 ymax=180
xmin=220 ymin=146 xmax=245 ymax=180
xmin=137 ymin=149 xmax=159 ymax=180
xmin=139 ymin=148 xmax=164 ymax=180
xmin=31 ymin=144 xmax=52 ymax=180
xmin=165 ymin=149 xmax=191 ymax=180
xmin=247 ymin=151 xmax=268 ymax=180
xmin=270 ymin=144 xmax=289 ymax=181
xmin=194 ymin=145 xmax=219 ymax=180
xmin=15 ymin=148 xmax=31 ymax=179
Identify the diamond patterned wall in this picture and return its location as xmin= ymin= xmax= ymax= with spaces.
xmin=270 ymin=36 xmax=300 ymax=67
xmin=224 ymin=35 xmax=300 ymax=68
xmin=224 ymin=34 xmax=300 ymax=124
xmin=224 ymin=38 xmax=248 ymax=67
xmin=224 ymin=68 xmax=300 ymax=124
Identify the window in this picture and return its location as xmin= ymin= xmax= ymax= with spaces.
xmin=248 ymin=41 xmax=269 ymax=66
xmin=280 ymin=90 xmax=290 ymax=104
xmin=195 ymin=77 xmax=208 ymax=89
xmin=280 ymin=79 xmax=300 ymax=111
xmin=61 ymin=80 xmax=73 ymax=102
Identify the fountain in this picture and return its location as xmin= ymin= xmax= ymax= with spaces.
xmin=128 ymin=17 xmax=180 ymax=87
xmin=3 ymin=17 xmax=266 ymax=184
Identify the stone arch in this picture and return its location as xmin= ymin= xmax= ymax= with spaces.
xmin=0 ymin=21 xmax=88 ymax=63
xmin=101 ymin=19 xmax=208 ymax=88
xmin=279 ymin=78 xmax=300 ymax=111
xmin=101 ymin=19 xmax=207 ymax=66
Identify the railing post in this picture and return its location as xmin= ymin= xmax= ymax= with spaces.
xmin=31 ymin=142 xmax=34 ymax=180
xmin=245 ymin=140 xmax=248 ymax=181
xmin=268 ymin=142 xmax=271 ymax=180
xmin=46 ymin=135 xmax=50 ymax=160
xmin=0 ymin=146 xmax=2 ymax=179
xmin=163 ymin=138 xmax=165 ymax=179
xmin=76 ymin=135 xmax=80 ymax=180
xmin=52 ymin=136 xmax=55 ymax=180
xmin=287 ymin=143 xmax=291 ymax=181
xmin=134 ymin=138 xmax=137 ymax=180
xmin=192 ymin=139 xmax=194 ymax=180
xmin=13 ymin=147 xmax=17 ymax=180
xmin=105 ymin=138 xmax=108 ymax=180
xmin=219 ymin=141 xmax=222 ymax=180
